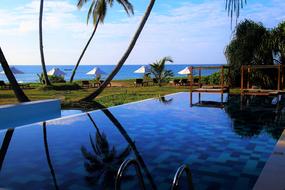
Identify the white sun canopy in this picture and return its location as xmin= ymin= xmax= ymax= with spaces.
xmin=178 ymin=67 xmax=191 ymax=75
xmin=86 ymin=67 xmax=107 ymax=76
xmin=134 ymin=65 xmax=151 ymax=74
xmin=47 ymin=68 xmax=66 ymax=77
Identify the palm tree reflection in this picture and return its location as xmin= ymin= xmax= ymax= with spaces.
xmin=85 ymin=102 xmax=157 ymax=190
xmin=225 ymin=95 xmax=285 ymax=139
xmin=81 ymin=131 xmax=131 ymax=189
xmin=158 ymin=96 xmax=173 ymax=105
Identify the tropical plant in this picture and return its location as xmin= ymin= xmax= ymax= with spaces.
xmin=225 ymin=0 xmax=247 ymax=26
xmin=225 ymin=19 xmax=273 ymax=87
xmin=150 ymin=57 xmax=174 ymax=87
xmin=81 ymin=131 xmax=131 ymax=188
xmin=80 ymin=0 xmax=156 ymax=102
xmin=69 ymin=0 xmax=134 ymax=83
xmin=39 ymin=0 xmax=51 ymax=86
xmin=271 ymin=21 xmax=285 ymax=64
xmin=37 ymin=73 xmax=66 ymax=84
xmin=0 ymin=48 xmax=30 ymax=102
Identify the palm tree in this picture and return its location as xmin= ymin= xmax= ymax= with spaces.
xmin=0 ymin=47 xmax=30 ymax=102
xmin=42 ymin=122 xmax=59 ymax=190
xmin=226 ymin=0 xmax=247 ymax=26
xmin=80 ymin=0 xmax=156 ymax=101
xmin=80 ymin=0 xmax=247 ymax=101
xmin=272 ymin=21 xmax=285 ymax=64
xmin=81 ymin=131 xmax=131 ymax=189
xmin=150 ymin=56 xmax=174 ymax=87
xmin=87 ymin=102 xmax=157 ymax=189
xmin=39 ymin=0 xmax=51 ymax=86
xmin=0 ymin=128 xmax=14 ymax=171
xmin=69 ymin=0 xmax=134 ymax=83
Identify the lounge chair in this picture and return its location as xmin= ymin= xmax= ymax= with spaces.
xmin=152 ymin=78 xmax=158 ymax=85
xmin=180 ymin=79 xmax=189 ymax=86
xmin=100 ymin=80 xmax=111 ymax=87
xmin=134 ymin=79 xmax=143 ymax=87
xmin=0 ymin=81 xmax=11 ymax=89
xmin=173 ymin=79 xmax=180 ymax=86
xmin=81 ymin=80 xmax=90 ymax=88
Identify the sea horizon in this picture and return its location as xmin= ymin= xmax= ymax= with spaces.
xmin=0 ymin=64 xmax=225 ymax=82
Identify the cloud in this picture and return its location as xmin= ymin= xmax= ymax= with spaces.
xmin=0 ymin=0 xmax=284 ymax=65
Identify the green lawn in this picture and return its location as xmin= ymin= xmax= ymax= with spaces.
xmin=0 ymin=81 xmax=241 ymax=110
xmin=0 ymin=84 xmax=190 ymax=110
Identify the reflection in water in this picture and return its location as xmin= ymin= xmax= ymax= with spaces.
xmin=0 ymin=128 xmax=14 ymax=171
xmin=43 ymin=122 xmax=59 ymax=190
xmin=87 ymin=102 xmax=157 ymax=190
xmin=225 ymin=95 xmax=285 ymax=139
xmin=157 ymin=96 xmax=173 ymax=105
xmin=81 ymin=131 xmax=131 ymax=189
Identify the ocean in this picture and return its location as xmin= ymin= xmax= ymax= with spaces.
xmin=0 ymin=64 xmax=222 ymax=83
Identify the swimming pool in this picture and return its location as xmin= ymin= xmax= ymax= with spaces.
xmin=0 ymin=92 xmax=284 ymax=190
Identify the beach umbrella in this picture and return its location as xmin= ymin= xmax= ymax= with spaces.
xmin=134 ymin=65 xmax=151 ymax=74
xmin=178 ymin=67 xmax=191 ymax=75
xmin=47 ymin=68 xmax=66 ymax=77
xmin=86 ymin=67 xmax=107 ymax=77
xmin=0 ymin=66 xmax=24 ymax=74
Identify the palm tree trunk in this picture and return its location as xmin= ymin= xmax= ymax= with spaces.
xmin=43 ymin=122 xmax=59 ymax=190
xmin=0 ymin=128 xmax=14 ymax=171
xmin=90 ymin=102 xmax=157 ymax=189
xmin=39 ymin=0 xmax=51 ymax=86
xmin=0 ymin=47 xmax=30 ymax=102
xmin=80 ymin=0 xmax=156 ymax=102
xmin=70 ymin=18 xmax=101 ymax=83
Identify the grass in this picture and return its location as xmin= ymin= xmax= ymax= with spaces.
xmin=0 ymin=80 xmax=241 ymax=110
xmin=0 ymin=83 xmax=189 ymax=109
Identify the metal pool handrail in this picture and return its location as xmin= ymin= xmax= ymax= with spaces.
xmin=115 ymin=159 xmax=146 ymax=190
xmin=171 ymin=164 xmax=194 ymax=190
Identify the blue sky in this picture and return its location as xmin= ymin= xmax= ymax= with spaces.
xmin=0 ymin=0 xmax=284 ymax=65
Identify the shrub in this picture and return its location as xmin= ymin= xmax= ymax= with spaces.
xmin=38 ymin=83 xmax=81 ymax=91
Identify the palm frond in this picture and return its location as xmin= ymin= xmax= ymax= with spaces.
xmin=116 ymin=0 xmax=134 ymax=15
xmin=225 ymin=0 xmax=247 ymax=26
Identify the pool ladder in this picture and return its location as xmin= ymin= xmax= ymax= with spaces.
xmin=115 ymin=159 xmax=194 ymax=190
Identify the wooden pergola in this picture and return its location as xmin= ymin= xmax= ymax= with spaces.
xmin=241 ymin=65 xmax=285 ymax=96
xmin=189 ymin=65 xmax=230 ymax=107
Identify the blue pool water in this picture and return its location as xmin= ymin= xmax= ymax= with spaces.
xmin=0 ymin=92 xmax=284 ymax=190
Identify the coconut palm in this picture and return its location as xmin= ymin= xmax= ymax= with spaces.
xmin=69 ymin=0 xmax=134 ymax=83
xmin=80 ymin=0 xmax=247 ymax=101
xmin=0 ymin=48 xmax=30 ymax=102
xmin=80 ymin=0 xmax=156 ymax=101
xmin=150 ymin=57 xmax=174 ymax=87
xmin=81 ymin=131 xmax=131 ymax=189
xmin=39 ymin=0 xmax=51 ymax=86
xmin=225 ymin=19 xmax=272 ymax=87
xmin=226 ymin=0 xmax=247 ymax=26
xmin=42 ymin=122 xmax=59 ymax=190
xmin=0 ymin=128 xmax=14 ymax=171
xmin=272 ymin=21 xmax=285 ymax=64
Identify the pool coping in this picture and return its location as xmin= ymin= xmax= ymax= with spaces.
xmin=8 ymin=92 xmax=184 ymax=131
xmin=253 ymin=129 xmax=285 ymax=190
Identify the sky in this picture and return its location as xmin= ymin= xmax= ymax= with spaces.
xmin=0 ymin=0 xmax=284 ymax=65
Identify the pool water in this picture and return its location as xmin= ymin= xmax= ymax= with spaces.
xmin=0 ymin=92 xmax=284 ymax=190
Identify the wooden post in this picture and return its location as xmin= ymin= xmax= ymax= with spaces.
xmin=281 ymin=65 xmax=284 ymax=90
xmin=199 ymin=67 xmax=202 ymax=87
xmin=221 ymin=66 xmax=224 ymax=93
xmin=278 ymin=64 xmax=281 ymax=91
xmin=189 ymin=66 xmax=193 ymax=107
xmin=189 ymin=66 xmax=193 ymax=93
xmin=247 ymin=65 xmax=251 ymax=89
xmin=241 ymin=66 xmax=244 ymax=95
